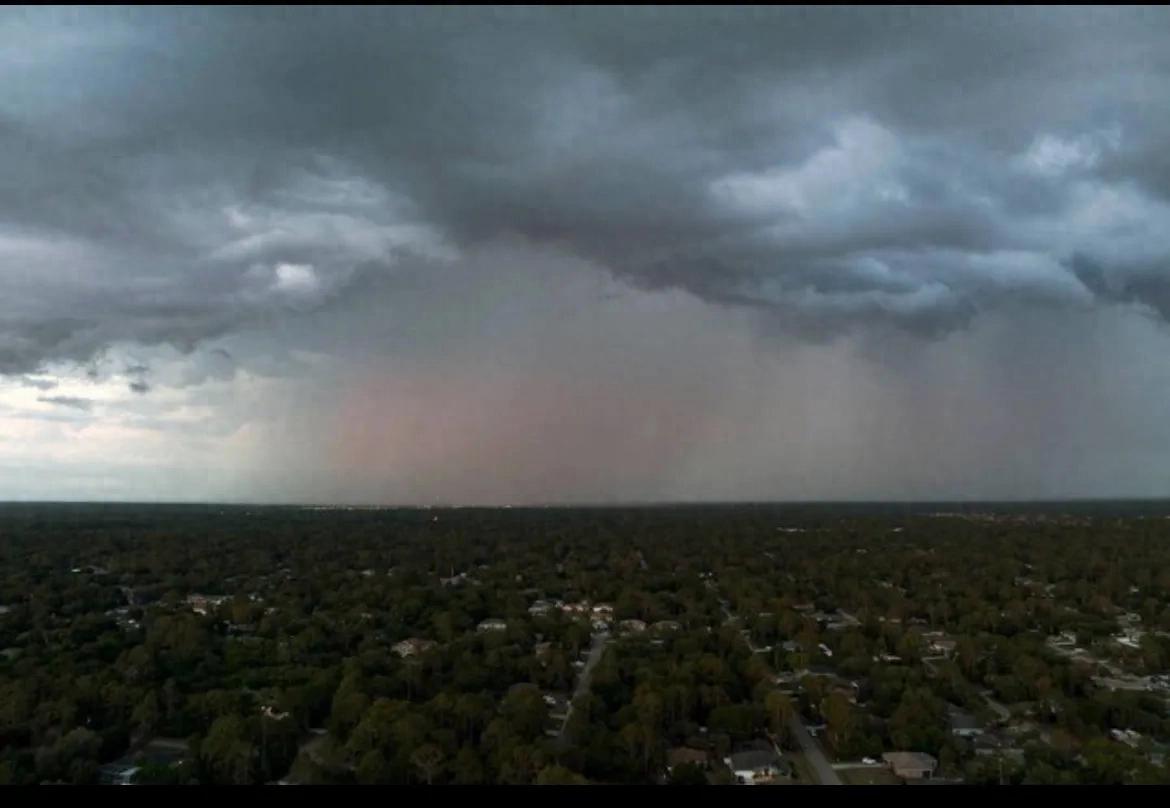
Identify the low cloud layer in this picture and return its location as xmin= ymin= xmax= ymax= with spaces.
xmin=2 ymin=7 xmax=1170 ymax=502
xmin=37 ymin=395 xmax=93 ymax=411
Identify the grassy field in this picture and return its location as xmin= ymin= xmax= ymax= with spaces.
xmin=839 ymin=766 xmax=902 ymax=785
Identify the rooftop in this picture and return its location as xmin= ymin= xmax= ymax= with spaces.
xmin=726 ymin=749 xmax=782 ymax=771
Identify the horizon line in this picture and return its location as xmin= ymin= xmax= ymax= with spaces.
xmin=2 ymin=496 xmax=1170 ymax=510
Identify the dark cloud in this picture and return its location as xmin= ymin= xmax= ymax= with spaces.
xmin=128 ymin=379 xmax=150 ymax=395
xmin=37 ymin=395 xmax=93 ymax=411
xmin=1 ymin=6 xmax=1169 ymax=375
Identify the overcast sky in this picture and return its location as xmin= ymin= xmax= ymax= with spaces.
xmin=3 ymin=6 xmax=1170 ymax=504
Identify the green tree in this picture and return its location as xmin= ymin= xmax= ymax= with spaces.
xmin=451 ymin=748 xmax=485 ymax=784
xmin=535 ymin=764 xmax=588 ymax=784
xmin=410 ymin=743 xmax=444 ymax=785
xmin=201 ymin=715 xmax=256 ymax=784
xmin=668 ymin=762 xmax=707 ymax=785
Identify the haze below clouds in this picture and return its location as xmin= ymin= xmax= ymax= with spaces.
xmin=2 ymin=6 xmax=1170 ymax=504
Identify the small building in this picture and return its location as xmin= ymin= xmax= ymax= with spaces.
xmin=883 ymin=752 xmax=938 ymax=780
xmin=528 ymin=600 xmax=556 ymax=616
xmin=947 ymin=705 xmax=983 ymax=738
xmin=724 ymin=748 xmax=786 ymax=784
xmin=929 ymin=638 xmax=958 ymax=656
xmin=477 ymin=618 xmax=508 ymax=632
xmin=1111 ymin=728 xmax=1143 ymax=749
xmin=591 ymin=603 xmax=614 ymax=618
xmin=99 ymin=763 xmax=141 ymax=785
xmin=392 ymin=638 xmax=438 ymax=657
xmin=651 ymin=620 xmax=682 ymax=633
xmin=261 ymin=705 xmax=291 ymax=721
xmin=186 ymin=594 xmax=228 ymax=616
xmin=619 ymin=619 xmax=647 ymax=633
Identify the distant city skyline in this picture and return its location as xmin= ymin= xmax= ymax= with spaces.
xmin=3 ymin=7 xmax=1170 ymax=504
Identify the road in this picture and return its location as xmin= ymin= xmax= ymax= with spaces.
xmin=981 ymin=691 xmax=1011 ymax=722
xmin=787 ymin=715 xmax=843 ymax=785
xmin=555 ymin=632 xmax=610 ymax=749
xmin=717 ymin=586 xmax=839 ymax=786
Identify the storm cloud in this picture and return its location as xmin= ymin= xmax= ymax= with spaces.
xmin=2 ymin=7 xmax=1170 ymax=502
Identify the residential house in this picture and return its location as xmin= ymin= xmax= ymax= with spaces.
xmin=926 ymin=634 xmax=957 ymax=657
xmin=947 ymin=705 xmax=984 ymax=738
xmin=477 ymin=618 xmax=508 ymax=632
xmin=262 ymin=705 xmax=291 ymax=721
xmin=99 ymin=763 xmax=141 ymax=785
xmin=724 ymin=748 xmax=787 ymax=784
xmin=392 ymin=637 xmax=438 ymax=658
xmin=528 ymin=599 xmax=558 ymax=617
xmin=186 ymin=594 xmax=227 ymax=616
xmin=1111 ymin=728 xmax=1143 ymax=749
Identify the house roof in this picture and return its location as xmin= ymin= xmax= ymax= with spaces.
xmin=727 ymin=749 xmax=781 ymax=771
xmin=948 ymin=706 xmax=981 ymax=731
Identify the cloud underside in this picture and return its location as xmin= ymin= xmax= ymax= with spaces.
xmin=0 ymin=7 xmax=1169 ymax=382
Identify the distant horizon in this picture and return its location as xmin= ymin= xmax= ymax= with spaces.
xmin=3 ymin=496 xmax=1170 ymax=510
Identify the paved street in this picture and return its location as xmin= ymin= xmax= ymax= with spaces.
xmin=787 ymin=715 xmax=843 ymax=785
xmin=555 ymin=632 xmax=610 ymax=748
